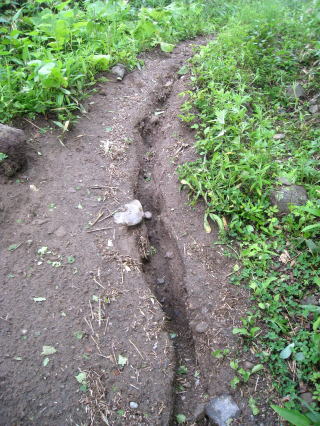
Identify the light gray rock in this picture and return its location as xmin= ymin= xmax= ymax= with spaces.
xmin=164 ymin=251 xmax=173 ymax=259
xmin=195 ymin=321 xmax=208 ymax=333
xmin=273 ymin=133 xmax=285 ymax=140
xmin=111 ymin=64 xmax=126 ymax=81
xmin=270 ymin=185 xmax=308 ymax=214
xmin=205 ymin=395 xmax=240 ymax=426
xmin=286 ymin=83 xmax=305 ymax=99
xmin=0 ymin=123 xmax=25 ymax=144
xmin=309 ymin=104 xmax=319 ymax=114
xmin=157 ymin=278 xmax=165 ymax=285
xmin=114 ymin=200 xmax=144 ymax=226
xmin=144 ymin=211 xmax=152 ymax=219
xmin=277 ymin=176 xmax=293 ymax=186
xmin=129 ymin=401 xmax=138 ymax=409
xmin=192 ymin=403 xmax=206 ymax=422
xmin=54 ymin=226 xmax=67 ymax=238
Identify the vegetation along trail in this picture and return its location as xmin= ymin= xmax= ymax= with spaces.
xmin=0 ymin=0 xmax=319 ymax=425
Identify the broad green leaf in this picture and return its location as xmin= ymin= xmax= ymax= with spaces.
xmin=313 ymin=316 xmax=320 ymax=332
xmin=280 ymin=343 xmax=294 ymax=359
xmin=176 ymin=414 xmax=186 ymax=424
xmin=271 ymin=405 xmax=311 ymax=426
xmin=75 ymin=372 xmax=86 ymax=384
xmin=215 ymin=109 xmax=227 ymax=125
xmin=160 ymin=42 xmax=175 ymax=53
xmin=295 ymin=352 xmax=305 ymax=361
xmin=8 ymin=243 xmax=21 ymax=251
xmin=74 ymin=331 xmax=84 ymax=339
xmin=249 ymin=397 xmax=260 ymax=415
xmin=251 ymin=364 xmax=263 ymax=374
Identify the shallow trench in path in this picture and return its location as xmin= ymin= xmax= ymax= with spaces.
xmin=135 ymin=103 xmax=199 ymax=419
xmin=0 ymin=37 xmax=278 ymax=425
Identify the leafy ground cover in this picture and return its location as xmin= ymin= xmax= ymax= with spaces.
xmin=0 ymin=0 xmax=222 ymax=124
xmin=179 ymin=0 xmax=320 ymax=422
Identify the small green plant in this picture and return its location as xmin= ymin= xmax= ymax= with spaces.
xmin=211 ymin=348 xmax=230 ymax=359
xmin=0 ymin=153 xmax=8 ymax=161
xmin=230 ymin=361 xmax=264 ymax=388
xmin=177 ymin=365 xmax=188 ymax=374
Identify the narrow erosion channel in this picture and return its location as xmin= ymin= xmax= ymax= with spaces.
xmin=134 ymin=85 xmax=201 ymax=422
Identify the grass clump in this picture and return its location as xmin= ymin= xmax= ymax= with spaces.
xmin=179 ymin=0 xmax=320 ymax=418
xmin=0 ymin=0 xmax=217 ymax=124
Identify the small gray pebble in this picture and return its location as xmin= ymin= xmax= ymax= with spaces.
xmin=144 ymin=211 xmax=152 ymax=219
xmin=195 ymin=321 xmax=208 ymax=333
xmin=129 ymin=402 xmax=138 ymax=409
xmin=157 ymin=278 xmax=165 ymax=285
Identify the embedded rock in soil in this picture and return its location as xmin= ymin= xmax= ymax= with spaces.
xmin=54 ymin=225 xmax=67 ymax=238
xmin=129 ymin=401 xmax=139 ymax=409
xmin=300 ymin=392 xmax=314 ymax=410
xmin=192 ymin=403 xmax=206 ymax=422
xmin=111 ymin=64 xmax=126 ymax=81
xmin=273 ymin=133 xmax=285 ymax=140
xmin=270 ymin=185 xmax=308 ymax=214
xmin=309 ymin=104 xmax=319 ymax=114
xmin=114 ymin=199 xmax=144 ymax=226
xmin=195 ymin=321 xmax=209 ymax=333
xmin=0 ymin=123 xmax=27 ymax=177
xmin=205 ymin=395 xmax=240 ymax=426
xmin=286 ymin=83 xmax=305 ymax=99
xmin=277 ymin=176 xmax=293 ymax=186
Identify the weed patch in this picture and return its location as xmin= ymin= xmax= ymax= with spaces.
xmin=0 ymin=0 xmax=220 ymax=124
xmin=179 ymin=0 xmax=320 ymax=419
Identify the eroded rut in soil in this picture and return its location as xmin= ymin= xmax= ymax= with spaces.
xmin=136 ymin=99 xmax=198 ymax=420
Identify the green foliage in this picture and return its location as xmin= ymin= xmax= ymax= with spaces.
xmin=0 ymin=153 xmax=8 ymax=162
xmin=178 ymin=0 xmax=320 ymax=415
xmin=0 ymin=0 xmax=216 ymax=123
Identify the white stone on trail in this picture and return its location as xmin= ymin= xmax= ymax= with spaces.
xmin=195 ymin=321 xmax=208 ymax=333
xmin=205 ymin=394 xmax=240 ymax=426
xmin=114 ymin=200 xmax=146 ymax=226
xmin=129 ymin=401 xmax=138 ymax=409
xmin=144 ymin=211 xmax=152 ymax=219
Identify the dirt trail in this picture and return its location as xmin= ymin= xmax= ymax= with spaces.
xmin=0 ymin=38 xmax=276 ymax=425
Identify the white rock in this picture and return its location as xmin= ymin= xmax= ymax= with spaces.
xmin=114 ymin=200 xmax=144 ymax=226
xmin=205 ymin=395 xmax=240 ymax=426
xmin=129 ymin=401 xmax=138 ymax=409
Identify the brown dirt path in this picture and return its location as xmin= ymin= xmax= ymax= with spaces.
xmin=0 ymin=38 xmax=277 ymax=425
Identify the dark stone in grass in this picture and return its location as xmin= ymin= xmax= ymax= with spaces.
xmin=270 ymin=185 xmax=308 ymax=214
xmin=286 ymin=83 xmax=305 ymax=99
xmin=0 ymin=124 xmax=27 ymax=177
xmin=111 ymin=64 xmax=126 ymax=81
xmin=205 ymin=394 xmax=240 ymax=425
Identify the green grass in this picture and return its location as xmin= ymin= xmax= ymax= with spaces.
xmin=0 ymin=0 xmax=222 ymax=124
xmin=178 ymin=0 xmax=320 ymax=419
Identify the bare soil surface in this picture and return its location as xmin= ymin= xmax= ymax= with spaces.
xmin=0 ymin=38 xmax=278 ymax=425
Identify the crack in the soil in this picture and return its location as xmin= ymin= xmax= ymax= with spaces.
xmin=134 ymin=80 xmax=199 ymax=424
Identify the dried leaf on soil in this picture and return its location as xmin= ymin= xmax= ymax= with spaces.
xmin=41 ymin=345 xmax=57 ymax=356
